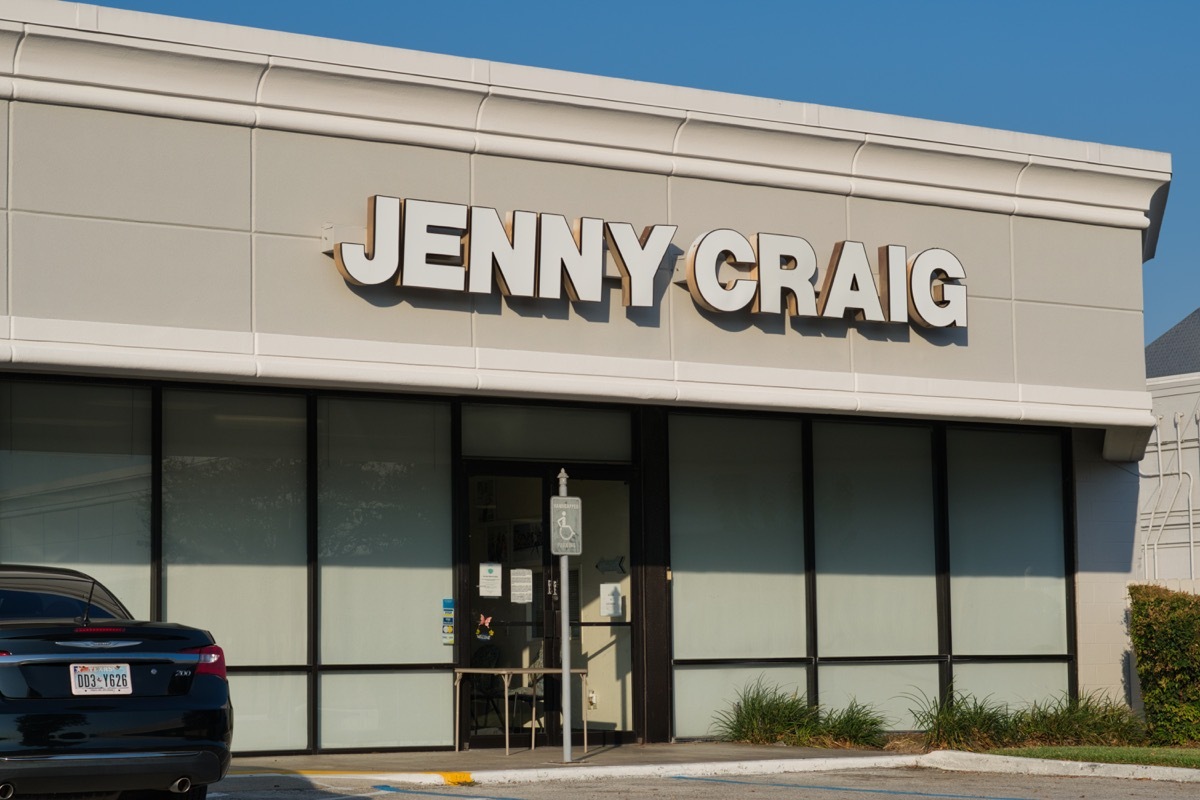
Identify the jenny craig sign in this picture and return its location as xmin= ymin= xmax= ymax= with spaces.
xmin=332 ymin=196 xmax=967 ymax=329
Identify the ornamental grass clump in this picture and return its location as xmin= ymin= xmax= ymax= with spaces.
xmin=711 ymin=678 xmax=818 ymax=744
xmin=1013 ymin=693 xmax=1146 ymax=747
xmin=909 ymin=689 xmax=1146 ymax=751
xmin=819 ymin=700 xmax=889 ymax=748
xmin=712 ymin=678 xmax=886 ymax=748
xmin=907 ymin=689 xmax=1016 ymax=751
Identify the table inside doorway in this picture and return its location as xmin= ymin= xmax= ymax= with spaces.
xmin=453 ymin=666 xmax=589 ymax=755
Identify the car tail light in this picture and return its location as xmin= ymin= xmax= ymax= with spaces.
xmin=74 ymin=627 xmax=126 ymax=633
xmin=183 ymin=645 xmax=226 ymax=680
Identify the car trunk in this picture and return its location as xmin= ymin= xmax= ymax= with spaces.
xmin=0 ymin=621 xmax=215 ymax=701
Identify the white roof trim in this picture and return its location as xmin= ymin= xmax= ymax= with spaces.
xmin=0 ymin=2 xmax=1171 ymax=255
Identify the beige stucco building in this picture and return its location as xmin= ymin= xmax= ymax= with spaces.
xmin=1135 ymin=315 xmax=1200 ymax=597
xmin=0 ymin=1 xmax=1171 ymax=753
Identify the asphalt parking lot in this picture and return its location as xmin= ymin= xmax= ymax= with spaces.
xmin=212 ymin=766 xmax=1200 ymax=800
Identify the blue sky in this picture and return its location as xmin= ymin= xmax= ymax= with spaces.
xmin=88 ymin=0 xmax=1198 ymax=344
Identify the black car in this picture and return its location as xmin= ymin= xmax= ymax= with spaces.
xmin=0 ymin=565 xmax=232 ymax=799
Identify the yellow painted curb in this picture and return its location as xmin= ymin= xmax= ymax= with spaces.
xmin=435 ymin=771 xmax=475 ymax=785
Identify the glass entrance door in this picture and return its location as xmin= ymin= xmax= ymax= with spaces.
xmin=463 ymin=469 xmax=633 ymax=748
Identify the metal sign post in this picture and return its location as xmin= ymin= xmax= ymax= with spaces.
xmin=551 ymin=469 xmax=581 ymax=763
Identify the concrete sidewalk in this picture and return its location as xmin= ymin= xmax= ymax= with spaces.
xmin=218 ymin=742 xmax=1200 ymax=790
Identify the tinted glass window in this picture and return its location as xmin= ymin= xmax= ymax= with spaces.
xmin=0 ymin=575 xmax=130 ymax=620
xmin=0 ymin=589 xmax=118 ymax=621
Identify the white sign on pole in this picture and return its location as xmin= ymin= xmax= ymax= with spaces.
xmin=549 ymin=496 xmax=582 ymax=556
xmin=553 ymin=470 xmax=578 ymax=763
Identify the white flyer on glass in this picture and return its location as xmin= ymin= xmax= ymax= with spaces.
xmin=510 ymin=569 xmax=533 ymax=603
xmin=480 ymin=563 xmax=503 ymax=597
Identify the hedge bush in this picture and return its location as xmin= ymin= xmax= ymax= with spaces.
xmin=1128 ymin=584 xmax=1200 ymax=744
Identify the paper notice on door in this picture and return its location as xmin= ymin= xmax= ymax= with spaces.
xmin=480 ymin=563 xmax=503 ymax=597
xmin=511 ymin=569 xmax=533 ymax=603
xmin=600 ymin=582 xmax=623 ymax=617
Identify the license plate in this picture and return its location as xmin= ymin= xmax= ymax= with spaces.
xmin=70 ymin=663 xmax=132 ymax=695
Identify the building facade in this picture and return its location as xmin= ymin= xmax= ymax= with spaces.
xmin=0 ymin=2 xmax=1171 ymax=753
xmin=1137 ymin=313 xmax=1200 ymax=595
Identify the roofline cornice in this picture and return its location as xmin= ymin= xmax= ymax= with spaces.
xmin=0 ymin=3 xmax=1172 ymax=260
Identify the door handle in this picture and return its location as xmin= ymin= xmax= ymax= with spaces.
xmin=547 ymin=578 xmax=558 ymax=599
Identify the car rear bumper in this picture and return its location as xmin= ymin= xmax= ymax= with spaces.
xmin=0 ymin=748 xmax=229 ymax=793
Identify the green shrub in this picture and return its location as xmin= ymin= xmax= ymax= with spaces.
xmin=711 ymin=678 xmax=817 ymax=744
xmin=717 ymin=680 xmax=1145 ymax=752
xmin=1129 ymin=584 xmax=1200 ymax=744
xmin=909 ymin=689 xmax=1146 ymax=751
xmin=819 ymin=700 xmax=888 ymax=748
xmin=908 ymin=689 xmax=1016 ymax=751
xmin=1013 ymin=693 xmax=1146 ymax=747
xmin=712 ymin=678 xmax=886 ymax=748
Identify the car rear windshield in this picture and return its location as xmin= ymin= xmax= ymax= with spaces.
xmin=0 ymin=576 xmax=130 ymax=621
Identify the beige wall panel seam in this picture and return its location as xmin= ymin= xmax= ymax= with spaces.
xmin=7 ymin=207 xmax=247 ymax=235
xmin=259 ymin=332 xmax=476 ymax=369
xmin=1012 ymin=297 xmax=1145 ymax=314
xmin=256 ymin=105 xmax=481 ymax=155
xmin=1007 ymin=212 xmax=1019 ymax=390
xmin=13 ymin=317 xmax=253 ymax=354
xmin=4 ymin=92 xmax=9 ymax=324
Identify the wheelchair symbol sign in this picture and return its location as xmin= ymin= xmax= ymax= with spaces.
xmin=550 ymin=496 xmax=583 ymax=556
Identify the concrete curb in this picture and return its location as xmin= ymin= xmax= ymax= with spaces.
xmin=225 ymin=755 xmax=923 ymax=788
xmin=225 ymin=750 xmax=1200 ymax=788
xmin=463 ymin=754 xmax=924 ymax=785
xmin=921 ymin=750 xmax=1200 ymax=783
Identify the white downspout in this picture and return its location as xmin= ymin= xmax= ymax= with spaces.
xmin=1175 ymin=413 xmax=1196 ymax=580
xmin=1146 ymin=417 xmax=1164 ymax=579
xmin=1153 ymin=417 xmax=1187 ymax=580
xmin=1189 ymin=472 xmax=1196 ymax=581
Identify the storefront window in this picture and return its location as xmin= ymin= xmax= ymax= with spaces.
xmin=319 ymin=672 xmax=453 ymax=748
xmin=462 ymin=403 xmax=630 ymax=461
xmin=669 ymin=414 xmax=806 ymax=738
xmin=317 ymin=397 xmax=452 ymax=665
xmin=819 ymin=662 xmax=939 ymax=730
xmin=948 ymin=430 xmax=1067 ymax=655
xmin=162 ymin=390 xmax=307 ymax=668
xmin=673 ymin=664 xmax=808 ymax=739
xmin=813 ymin=422 xmax=937 ymax=657
xmin=669 ymin=414 xmax=806 ymax=660
xmin=953 ymin=662 xmax=1069 ymax=706
xmin=0 ymin=380 xmax=152 ymax=618
xmin=229 ymin=673 xmax=307 ymax=752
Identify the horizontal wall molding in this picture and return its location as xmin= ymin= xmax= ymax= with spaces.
xmin=0 ymin=9 xmax=1170 ymax=245
xmin=0 ymin=318 xmax=1154 ymax=460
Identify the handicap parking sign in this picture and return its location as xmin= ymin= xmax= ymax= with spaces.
xmin=549 ymin=496 xmax=582 ymax=556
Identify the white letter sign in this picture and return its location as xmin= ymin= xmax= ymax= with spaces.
xmin=330 ymin=196 xmax=969 ymax=333
xmin=334 ymin=195 xmax=401 ymax=286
